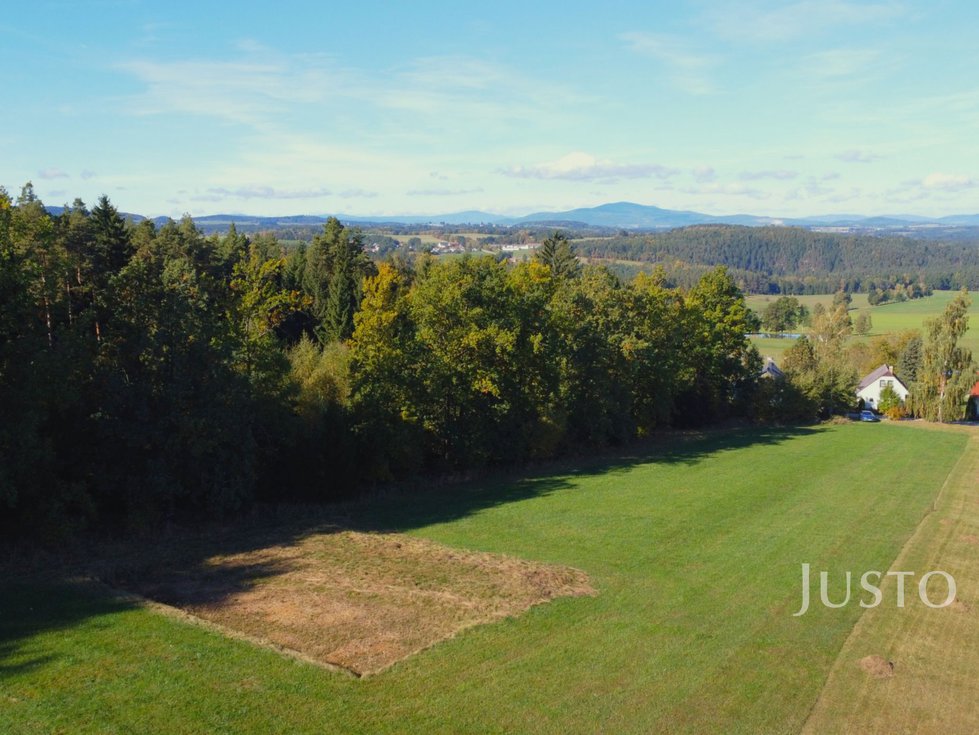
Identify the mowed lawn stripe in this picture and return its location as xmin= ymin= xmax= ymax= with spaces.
xmin=802 ymin=427 xmax=979 ymax=735
xmin=0 ymin=425 xmax=968 ymax=734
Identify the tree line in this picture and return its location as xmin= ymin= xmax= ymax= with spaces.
xmin=1 ymin=188 xmax=763 ymax=539
xmin=575 ymin=225 xmax=979 ymax=294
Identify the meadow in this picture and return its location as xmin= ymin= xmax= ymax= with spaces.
xmin=1 ymin=423 xmax=971 ymax=734
xmin=748 ymin=290 xmax=979 ymax=363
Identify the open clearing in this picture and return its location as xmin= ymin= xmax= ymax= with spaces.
xmin=748 ymin=290 xmax=979 ymax=362
xmin=106 ymin=530 xmax=593 ymax=676
xmin=1 ymin=424 xmax=974 ymax=733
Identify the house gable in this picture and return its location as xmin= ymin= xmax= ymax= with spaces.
xmin=856 ymin=363 xmax=910 ymax=407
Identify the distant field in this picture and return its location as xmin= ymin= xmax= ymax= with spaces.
xmin=383 ymin=232 xmax=496 ymax=246
xmin=748 ymin=290 xmax=979 ymax=363
xmin=1 ymin=424 xmax=968 ymax=734
xmin=747 ymin=293 xmax=871 ymax=313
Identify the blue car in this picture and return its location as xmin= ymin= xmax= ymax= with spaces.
xmin=860 ymin=410 xmax=880 ymax=422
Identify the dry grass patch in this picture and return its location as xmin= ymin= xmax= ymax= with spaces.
xmin=858 ymin=655 xmax=895 ymax=679
xmin=113 ymin=530 xmax=594 ymax=676
xmin=803 ymin=430 xmax=979 ymax=734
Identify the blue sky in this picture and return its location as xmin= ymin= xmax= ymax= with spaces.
xmin=3 ymin=0 xmax=979 ymax=218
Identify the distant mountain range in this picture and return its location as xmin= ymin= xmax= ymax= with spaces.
xmin=46 ymin=201 xmax=979 ymax=232
xmin=352 ymin=201 xmax=979 ymax=230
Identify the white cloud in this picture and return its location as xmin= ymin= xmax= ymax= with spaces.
xmin=837 ymin=149 xmax=881 ymax=164
xmin=692 ymin=165 xmax=717 ymax=183
xmin=407 ymin=187 xmax=484 ymax=197
xmin=804 ymin=48 xmax=882 ymax=79
xmin=823 ymin=187 xmax=865 ymax=204
xmin=38 ymin=167 xmax=70 ymax=179
xmin=80 ymin=169 xmax=97 ymax=180
xmin=619 ymin=32 xmax=717 ymax=94
xmin=198 ymin=185 xmax=333 ymax=200
xmin=705 ymin=1 xmax=906 ymax=43
xmin=682 ymin=182 xmax=770 ymax=200
xmin=740 ymin=169 xmax=798 ymax=181
xmin=117 ymin=50 xmax=586 ymax=141
xmin=503 ymin=152 xmax=678 ymax=182
xmin=921 ymin=172 xmax=975 ymax=191
xmin=804 ymin=177 xmax=835 ymax=196
xmin=118 ymin=56 xmax=340 ymax=127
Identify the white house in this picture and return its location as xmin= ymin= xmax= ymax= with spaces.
xmin=856 ymin=364 xmax=910 ymax=409
xmin=759 ymin=357 xmax=784 ymax=380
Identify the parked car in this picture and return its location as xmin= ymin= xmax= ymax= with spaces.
xmin=859 ymin=410 xmax=880 ymax=422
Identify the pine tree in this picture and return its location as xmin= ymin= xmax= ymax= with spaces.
xmin=88 ymin=195 xmax=133 ymax=342
xmin=898 ymin=334 xmax=923 ymax=384
xmin=324 ymin=240 xmax=356 ymax=342
xmin=304 ymin=217 xmax=345 ymax=322
xmin=217 ymin=222 xmax=249 ymax=277
xmin=535 ymin=232 xmax=580 ymax=278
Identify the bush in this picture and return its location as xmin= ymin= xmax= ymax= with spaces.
xmin=878 ymin=384 xmax=906 ymax=420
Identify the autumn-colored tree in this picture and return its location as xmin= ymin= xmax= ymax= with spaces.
xmin=911 ymin=290 xmax=974 ymax=422
xmin=853 ymin=311 xmax=872 ymax=335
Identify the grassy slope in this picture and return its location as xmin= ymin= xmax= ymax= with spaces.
xmin=0 ymin=425 xmax=968 ymax=734
xmin=748 ymin=290 xmax=979 ymax=363
xmin=802 ymin=426 xmax=979 ymax=734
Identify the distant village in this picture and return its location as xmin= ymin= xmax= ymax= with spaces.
xmin=366 ymin=239 xmax=541 ymax=256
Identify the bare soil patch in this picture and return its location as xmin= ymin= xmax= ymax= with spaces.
xmin=858 ymin=655 xmax=895 ymax=678
xmin=951 ymin=598 xmax=971 ymax=613
xmin=112 ymin=530 xmax=594 ymax=675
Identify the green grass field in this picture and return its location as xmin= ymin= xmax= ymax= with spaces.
xmin=385 ymin=232 xmax=496 ymax=246
xmin=748 ymin=290 xmax=979 ymax=363
xmin=1 ymin=424 xmax=970 ymax=733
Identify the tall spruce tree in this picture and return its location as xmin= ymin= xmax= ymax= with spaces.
xmin=324 ymin=237 xmax=356 ymax=342
xmin=88 ymin=195 xmax=133 ymax=342
xmin=535 ymin=231 xmax=580 ymax=278
xmin=304 ymin=217 xmax=373 ymax=343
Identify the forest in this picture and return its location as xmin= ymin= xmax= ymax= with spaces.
xmin=575 ymin=225 xmax=979 ymax=294
xmin=1 ymin=186 xmax=761 ymax=538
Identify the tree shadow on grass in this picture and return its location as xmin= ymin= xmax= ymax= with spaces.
xmin=348 ymin=424 xmax=821 ymax=533
xmin=107 ymin=558 xmax=296 ymax=608
xmin=0 ymin=424 xmax=819 ymax=675
xmin=0 ymin=581 xmax=133 ymax=682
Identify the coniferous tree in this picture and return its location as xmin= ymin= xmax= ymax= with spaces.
xmin=304 ymin=217 xmax=344 ymax=323
xmin=898 ymin=334 xmax=923 ymax=384
xmin=324 ymin=237 xmax=356 ymax=342
xmin=535 ymin=231 xmax=580 ymax=278
xmin=303 ymin=217 xmax=374 ymax=343
xmin=217 ymin=222 xmax=249 ymax=277
xmin=88 ymin=195 xmax=133 ymax=342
